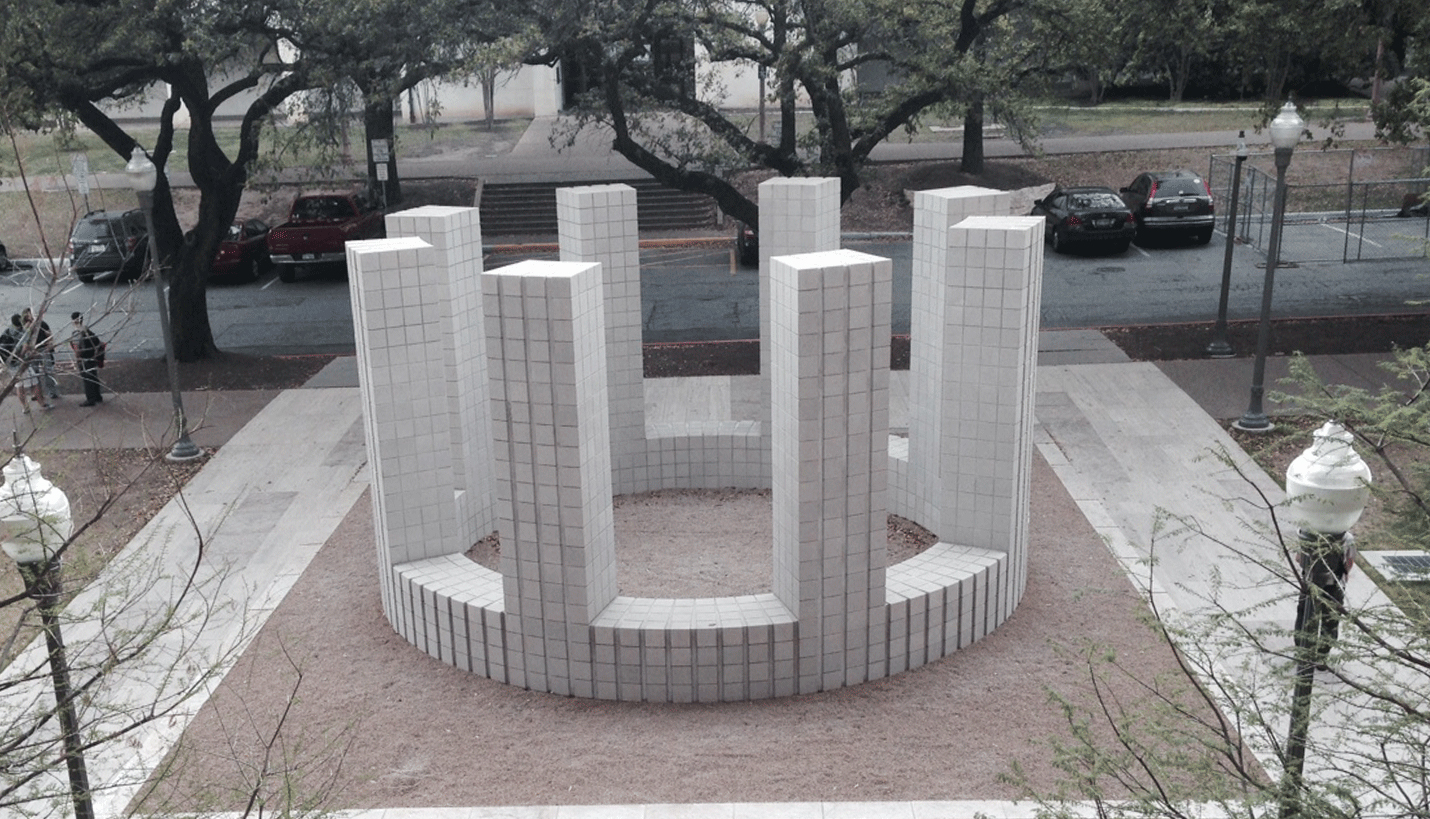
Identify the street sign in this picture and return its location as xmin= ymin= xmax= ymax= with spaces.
xmin=370 ymin=139 xmax=390 ymax=164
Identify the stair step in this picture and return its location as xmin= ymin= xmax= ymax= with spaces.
xmin=479 ymin=179 xmax=717 ymax=236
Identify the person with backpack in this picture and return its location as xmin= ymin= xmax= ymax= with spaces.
xmin=0 ymin=314 xmax=20 ymax=367
xmin=0 ymin=314 xmax=25 ymax=413
xmin=70 ymin=312 xmax=105 ymax=406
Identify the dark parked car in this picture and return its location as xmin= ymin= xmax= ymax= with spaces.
xmin=1119 ymin=169 xmax=1215 ymax=245
xmin=65 ymin=209 xmax=148 ymax=283
xmin=210 ymin=218 xmax=271 ymax=283
xmin=1030 ymin=186 xmax=1137 ymax=254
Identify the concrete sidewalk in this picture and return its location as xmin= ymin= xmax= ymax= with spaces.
xmin=2 ymin=329 xmax=1407 ymax=818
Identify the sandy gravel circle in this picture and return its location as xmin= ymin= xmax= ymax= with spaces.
xmin=148 ymin=455 xmax=1201 ymax=812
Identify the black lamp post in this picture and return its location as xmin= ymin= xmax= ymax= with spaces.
xmin=755 ymin=9 xmax=770 ymax=144
xmin=1234 ymin=102 xmax=1304 ymax=432
xmin=1278 ymin=421 xmax=1371 ymax=819
xmin=0 ymin=454 xmax=93 ymax=819
xmin=1206 ymin=130 xmax=1249 ymax=358
xmin=124 ymin=147 xmax=202 ymax=462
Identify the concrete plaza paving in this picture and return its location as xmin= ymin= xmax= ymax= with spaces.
xmin=4 ymin=327 xmax=1403 ymax=818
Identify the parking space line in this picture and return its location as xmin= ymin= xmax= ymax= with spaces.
xmin=1318 ymin=222 xmax=1383 ymax=248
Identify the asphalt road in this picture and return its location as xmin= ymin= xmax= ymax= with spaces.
xmin=3 ymin=223 xmax=1425 ymax=357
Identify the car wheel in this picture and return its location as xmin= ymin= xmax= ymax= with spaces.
xmin=77 ymin=273 xmax=94 ymax=284
xmin=1112 ymin=240 xmax=1131 ymax=254
xmin=1051 ymin=227 xmax=1067 ymax=253
xmin=242 ymin=257 xmax=260 ymax=283
xmin=278 ymin=264 xmax=296 ymax=283
xmin=1194 ymin=228 xmax=1213 ymax=245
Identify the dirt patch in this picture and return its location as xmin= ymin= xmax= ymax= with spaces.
xmin=173 ymin=178 xmax=479 ymax=234
xmin=466 ymin=488 xmax=937 ymax=597
xmin=146 ymin=456 xmax=1211 ymax=812
xmin=0 ymin=449 xmax=205 ymax=663
xmin=1103 ymin=313 xmax=1430 ymax=361
xmin=99 ymin=352 xmax=339 ymax=393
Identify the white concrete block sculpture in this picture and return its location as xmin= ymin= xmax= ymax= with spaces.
xmin=347 ymin=181 xmax=1044 ymax=701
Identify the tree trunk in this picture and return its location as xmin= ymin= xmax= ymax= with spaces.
xmin=483 ymin=71 xmax=497 ymax=131
xmin=1168 ymin=52 xmax=1191 ymax=103
xmin=166 ymin=138 xmax=239 ymax=362
xmin=69 ymin=90 xmax=222 ymax=362
xmin=363 ymin=96 xmax=401 ymax=207
xmin=959 ymin=98 xmax=985 ymax=174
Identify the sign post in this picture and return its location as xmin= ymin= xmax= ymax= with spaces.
xmin=71 ymin=154 xmax=91 ymax=213
xmin=370 ymin=139 xmax=391 ymax=210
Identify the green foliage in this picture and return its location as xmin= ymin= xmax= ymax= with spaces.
xmin=1374 ymin=77 xmax=1430 ymax=146
xmin=1009 ymin=639 xmax=1274 ymax=818
xmin=1280 ymin=350 xmax=1430 ymax=554
xmin=1021 ymin=351 xmax=1430 ymax=818
xmin=525 ymin=0 xmax=1045 ymax=226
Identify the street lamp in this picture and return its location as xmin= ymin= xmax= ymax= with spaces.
xmin=125 ymin=147 xmax=202 ymax=462
xmin=1234 ymin=101 xmax=1304 ymax=432
xmin=1206 ymin=130 xmax=1249 ymax=358
xmin=754 ymin=8 xmax=770 ymax=144
xmin=0 ymin=453 xmax=93 ymax=819
xmin=1279 ymin=421 xmax=1371 ymax=819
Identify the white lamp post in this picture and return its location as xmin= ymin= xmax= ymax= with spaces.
xmin=1278 ymin=421 xmax=1371 ymax=819
xmin=0 ymin=454 xmax=93 ymax=819
xmin=1234 ymin=101 xmax=1305 ymax=431
xmin=125 ymin=147 xmax=202 ymax=462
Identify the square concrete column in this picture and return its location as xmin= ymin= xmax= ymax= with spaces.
xmin=483 ymin=259 xmax=617 ymax=694
xmin=908 ymin=186 xmax=1011 ymax=533
xmin=385 ymin=206 xmax=498 ymax=548
xmin=759 ymin=178 xmax=841 ymax=445
xmin=928 ymin=216 xmax=1043 ymax=608
xmin=557 ymin=184 xmax=645 ymax=493
xmin=347 ymin=236 xmax=459 ymax=615
xmin=769 ymin=249 xmax=891 ymax=693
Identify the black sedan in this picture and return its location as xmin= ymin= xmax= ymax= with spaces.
xmin=1119 ymin=169 xmax=1215 ymax=244
xmin=1030 ymin=186 xmax=1137 ymax=254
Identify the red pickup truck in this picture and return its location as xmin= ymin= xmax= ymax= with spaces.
xmin=267 ymin=192 xmax=385 ymax=282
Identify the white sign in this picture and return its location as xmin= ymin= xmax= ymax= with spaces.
xmin=71 ymin=154 xmax=90 ymax=196
xmin=376 ymin=164 xmax=389 ymax=181
xmin=370 ymin=139 xmax=390 ymax=164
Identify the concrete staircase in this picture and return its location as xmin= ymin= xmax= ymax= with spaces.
xmin=478 ymin=178 xmax=718 ymax=236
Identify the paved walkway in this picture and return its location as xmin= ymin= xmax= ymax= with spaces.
xmin=1 ymin=328 xmax=1405 ymax=818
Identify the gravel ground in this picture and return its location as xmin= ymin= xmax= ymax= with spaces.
xmin=141 ymin=454 xmax=1211 ymax=813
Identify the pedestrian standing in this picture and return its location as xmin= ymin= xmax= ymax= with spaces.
xmin=13 ymin=313 xmax=42 ymax=412
xmin=0 ymin=314 xmax=25 ymax=413
xmin=70 ymin=312 xmax=104 ymax=407
xmin=22 ymin=308 xmax=58 ymax=400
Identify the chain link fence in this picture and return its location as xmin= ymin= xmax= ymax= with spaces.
xmin=1207 ymin=145 xmax=1429 ymax=263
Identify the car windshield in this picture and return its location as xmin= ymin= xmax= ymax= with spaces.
xmin=1156 ymin=177 xmax=1206 ymax=197
xmin=1070 ymin=193 xmax=1123 ymax=209
xmin=226 ymin=223 xmax=243 ymax=240
xmin=72 ymin=218 xmax=118 ymax=241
